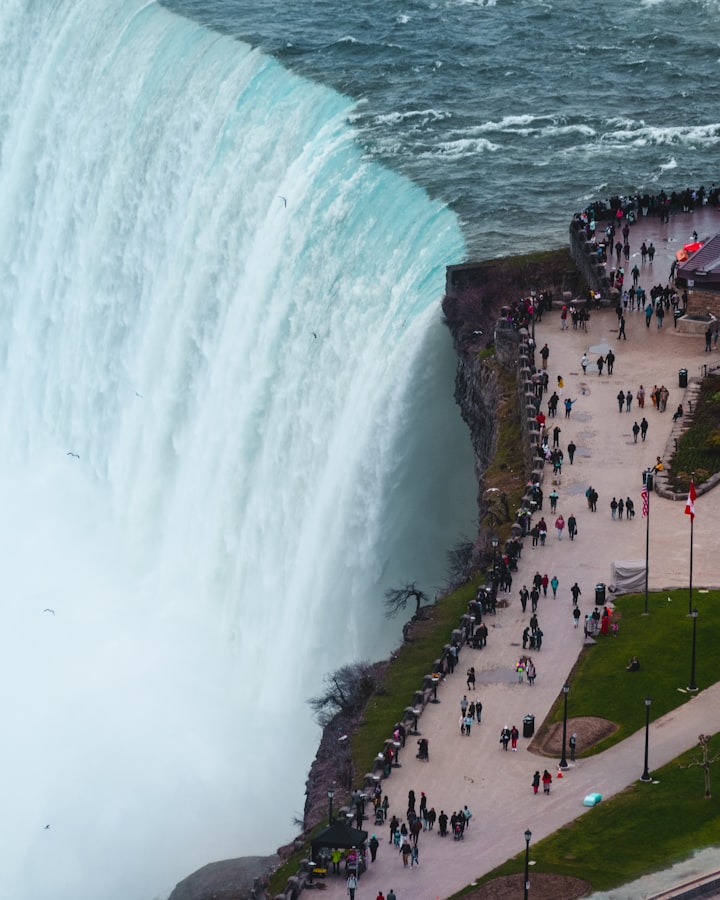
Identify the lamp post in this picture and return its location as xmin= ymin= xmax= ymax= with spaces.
xmin=559 ymin=682 xmax=570 ymax=768
xmin=523 ymin=828 xmax=532 ymax=900
xmin=491 ymin=536 xmax=499 ymax=572
xmin=641 ymin=697 xmax=652 ymax=782
xmin=688 ymin=608 xmax=699 ymax=692
xmin=642 ymin=468 xmax=653 ymax=616
xmin=327 ymin=785 xmax=335 ymax=822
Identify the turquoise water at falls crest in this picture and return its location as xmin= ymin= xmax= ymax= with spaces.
xmin=0 ymin=2 xmax=476 ymax=898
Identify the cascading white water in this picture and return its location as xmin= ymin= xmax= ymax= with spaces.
xmin=0 ymin=2 xmax=476 ymax=898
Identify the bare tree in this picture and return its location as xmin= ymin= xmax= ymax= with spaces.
xmin=445 ymin=540 xmax=476 ymax=591
xmin=680 ymin=734 xmax=720 ymax=799
xmin=308 ymin=663 xmax=379 ymax=726
xmin=384 ymin=582 xmax=430 ymax=619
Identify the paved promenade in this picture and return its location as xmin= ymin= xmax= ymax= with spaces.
xmin=316 ymin=207 xmax=720 ymax=900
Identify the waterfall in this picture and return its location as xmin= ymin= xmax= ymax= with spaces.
xmin=0 ymin=1 xmax=476 ymax=897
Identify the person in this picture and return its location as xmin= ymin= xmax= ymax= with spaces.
xmin=706 ymin=327 xmax=713 ymax=352
xmin=476 ymin=698 xmax=483 ymax=723
xmin=460 ymin=695 xmax=468 ymax=717
xmin=500 ymin=726 xmax=511 ymax=750
xmin=632 ymin=421 xmax=640 ymax=443
xmin=626 ymin=390 xmax=633 ymax=412
xmin=377 ymin=893 xmax=385 ymax=900
xmin=541 ymin=573 xmax=549 ymax=597
xmin=438 ymin=810 xmax=448 ymax=837
xmin=610 ymin=497 xmax=618 ymax=519
xmin=581 ymin=352 xmax=588 ymax=374
xmin=606 ymin=349 xmax=615 ymax=374
xmin=540 ymin=343 xmax=550 ymax=369
xmin=637 ymin=384 xmax=645 ymax=408
xmin=673 ymin=404 xmax=683 ymax=422
xmin=549 ymin=488 xmax=559 ymax=512
xmin=387 ymin=891 xmax=397 ymax=900
xmin=542 ymin=770 xmax=552 ymax=794
xmin=567 ymin=513 xmax=577 ymax=541
xmin=570 ymin=582 xmax=581 ymax=605
xmin=626 ymin=497 xmax=635 ymax=519
xmin=618 ymin=497 xmax=624 ymax=519
xmin=532 ymin=770 xmax=541 ymax=794
xmin=567 ymin=440 xmax=576 ymax=464
xmin=654 ymin=456 xmax=664 ymax=472
xmin=572 ymin=605 xmax=581 ymax=628
xmin=467 ymin=666 xmax=476 ymax=690
xmin=369 ymin=834 xmax=380 ymax=862
xmin=597 ymin=355 xmax=605 ymax=375
xmin=569 ymin=733 xmax=577 ymax=761
xmin=332 ymin=848 xmax=343 ymax=873
xmin=526 ymin=660 xmax=536 ymax=686
xmin=640 ymin=417 xmax=649 ymax=441
xmin=550 ymin=575 xmax=559 ymax=598
xmin=619 ymin=315 xmax=627 ymax=339
xmin=626 ymin=656 xmax=640 ymax=672
xmin=510 ymin=724 xmax=520 ymax=749
xmin=410 ymin=845 xmax=419 ymax=867
xmin=555 ymin=514 xmax=565 ymax=540
xmin=617 ymin=390 xmax=625 ymax=413
xmin=347 ymin=873 xmax=358 ymax=899
xmin=564 ymin=397 xmax=576 ymax=418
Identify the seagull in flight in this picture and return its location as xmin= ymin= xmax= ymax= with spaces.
xmin=278 ymin=196 xmax=287 ymax=207
xmin=66 ymin=452 xmax=80 ymax=459
xmin=43 ymin=608 xmax=56 ymax=615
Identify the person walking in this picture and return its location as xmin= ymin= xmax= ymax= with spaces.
xmin=618 ymin=498 xmax=624 ymax=520
xmin=510 ymin=724 xmax=520 ymax=750
xmin=618 ymin=315 xmax=627 ymax=340
xmin=626 ymin=497 xmax=635 ymax=519
xmin=500 ymin=726 xmax=511 ymax=750
xmin=550 ymin=575 xmax=559 ymax=598
xmin=526 ymin=660 xmax=536 ymax=686
xmin=475 ymin=699 xmax=482 ymax=723
xmin=581 ymin=353 xmax=588 ymax=374
xmin=466 ymin=667 xmax=476 ymax=690
xmin=567 ymin=513 xmax=577 ymax=541
xmin=567 ymin=440 xmax=576 ymax=464
xmin=570 ymin=582 xmax=582 ymax=605
xmin=573 ymin=605 xmax=581 ymax=628
xmin=625 ymin=390 xmax=633 ymax=412
xmin=542 ymin=770 xmax=552 ymax=794
xmin=549 ymin=489 xmax=559 ymax=512
xmin=532 ymin=770 xmax=541 ymax=794
xmin=597 ymin=355 xmax=605 ymax=375
xmin=555 ymin=514 xmax=565 ymax=540
xmin=617 ymin=390 xmax=625 ymax=413
xmin=606 ymin=349 xmax=615 ymax=374
xmin=632 ymin=421 xmax=640 ymax=443
xmin=541 ymin=573 xmax=549 ymax=597
xmin=347 ymin=873 xmax=358 ymax=899
xmin=610 ymin=497 xmax=618 ymax=519
xmin=637 ymin=384 xmax=645 ymax=408
xmin=640 ymin=417 xmax=649 ymax=441
xmin=540 ymin=343 xmax=550 ymax=369
xmin=564 ymin=397 xmax=576 ymax=418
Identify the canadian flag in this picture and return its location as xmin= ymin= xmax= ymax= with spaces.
xmin=685 ymin=480 xmax=696 ymax=522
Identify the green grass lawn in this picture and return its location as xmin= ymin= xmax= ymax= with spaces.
xmin=458 ymin=735 xmax=720 ymax=895
xmin=542 ymin=589 xmax=720 ymax=754
xmin=453 ymin=588 xmax=720 ymax=896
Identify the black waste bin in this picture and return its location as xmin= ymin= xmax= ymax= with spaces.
xmin=523 ymin=714 xmax=535 ymax=738
xmin=595 ymin=582 xmax=606 ymax=605
xmin=679 ymin=368 xmax=688 ymax=388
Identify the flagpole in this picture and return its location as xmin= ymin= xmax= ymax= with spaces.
xmin=643 ymin=469 xmax=651 ymax=616
xmin=688 ymin=472 xmax=695 ymax=616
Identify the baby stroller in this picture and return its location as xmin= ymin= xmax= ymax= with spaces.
xmin=374 ymin=806 xmax=385 ymax=826
xmin=453 ymin=822 xmax=464 ymax=841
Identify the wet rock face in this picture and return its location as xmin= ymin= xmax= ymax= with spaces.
xmin=167 ymin=856 xmax=280 ymax=900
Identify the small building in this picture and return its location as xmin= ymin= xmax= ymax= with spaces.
xmin=676 ymin=233 xmax=720 ymax=317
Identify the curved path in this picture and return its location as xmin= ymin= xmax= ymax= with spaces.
xmin=315 ymin=207 xmax=720 ymax=900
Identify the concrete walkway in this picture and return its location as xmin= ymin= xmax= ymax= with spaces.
xmin=315 ymin=207 xmax=720 ymax=900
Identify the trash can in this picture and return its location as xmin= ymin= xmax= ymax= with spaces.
xmin=679 ymin=368 xmax=688 ymax=388
xmin=595 ymin=582 xmax=606 ymax=605
xmin=523 ymin=714 xmax=535 ymax=738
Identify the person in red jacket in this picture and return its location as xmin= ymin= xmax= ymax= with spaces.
xmin=542 ymin=770 xmax=553 ymax=794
